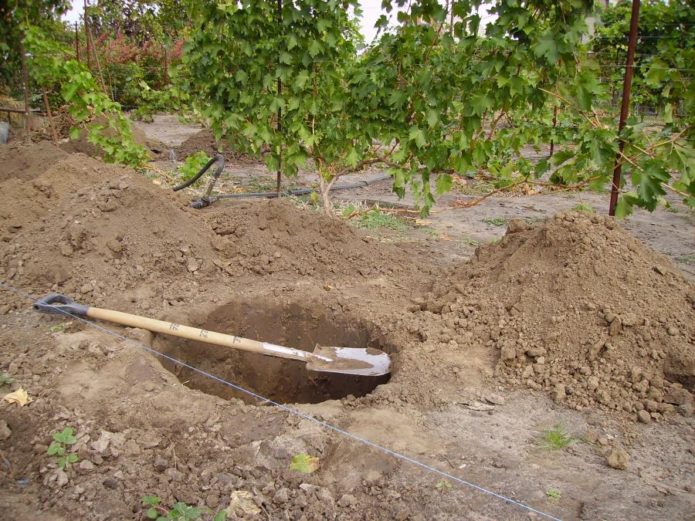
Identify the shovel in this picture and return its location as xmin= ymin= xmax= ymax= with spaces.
xmin=33 ymin=294 xmax=391 ymax=377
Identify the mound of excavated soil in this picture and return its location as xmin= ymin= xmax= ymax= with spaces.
xmin=0 ymin=143 xmax=414 ymax=314
xmin=417 ymin=213 xmax=695 ymax=420
xmin=203 ymin=200 xmax=411 ymax=278
xmin=174 ymin=128 xmax=254 ymax=163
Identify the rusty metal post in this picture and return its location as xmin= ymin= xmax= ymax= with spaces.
xmin=608 ymin=0 xmax=640 ymax=216
xmin=84 ymin=4 xmax=92 ymax=69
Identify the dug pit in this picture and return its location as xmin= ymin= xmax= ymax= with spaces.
xmin=153 ymin=298 xmax=395 ymax=404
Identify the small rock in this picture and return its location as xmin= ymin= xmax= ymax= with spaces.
xmin=77 ymin=460 xmax=95 ymax=473
xmin=606 ymin=447 xmax=629 ymax=470
xmin=587 ymin=376 xmax=599 ymax=391
xmin=484 ymin=393 xmax=506 ymax=405
xmin=106 ymin=240 xmax=123 ymax=254
xmin=621 ymin=313 xmax=638 ymax=327
xmin=59 ymin=243 xmax=74 ymax=257
xmin=153 ymin=456 xmax=168 ymax=473
xmin=80 ymin=283 xmax=94 ymax=294
xmin=55 ymin=469 xmax=69 ymax=488
xmin=90 ymin=431 xmax=111 ymax=455
xmin=609 ymin=319 xmax=622 ymax=336
xmin=102 ymin=477 xmax=118 ymax=489
xmin=525 ymin=347 xmax=546 ymax=358
xmin=678 ymin=402 xmax=694 ymax=417
xmin=553 ymin=384 xmax=566 ymax=402
xmin=637 ymin=410 xmax=651 ymax=424
xmin=206 ymin=493 xmax=220 ymax=509
xmin=500 ymin=344 xmax=516 ymax=362
xmin=506 ymin=219 xmax=528 ymax=233
xmin=664 ymin=387 xmax=692 ymax=406
xmin=667 ymin=326 xmax=679 ymax=336
xmin=273 ymin=488 xmax=290 ymax=504
xmin=584 ymin=429 xmax=599 ymax=444
xmin=186 ymin=258 xmax=200 ymax=273
xmin=141 ymin=432 xmax=162 ymax=449
xmin=338 ymin=494 xmax=357 ymax=508
xmin=0 ymin=420 xmax=11 ymax=440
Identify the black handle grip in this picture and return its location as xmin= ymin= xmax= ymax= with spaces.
xmin=33 ymin=294 xmax=89 ymax=316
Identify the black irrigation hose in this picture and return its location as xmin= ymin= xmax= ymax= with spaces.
xmin=172 ymin=154 xmax=224 ymax=192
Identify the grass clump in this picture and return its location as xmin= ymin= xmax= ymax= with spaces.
xmin=572 ymin=203 xmax=594 ymax=213
xmin=482 ymin=217 xmax=507 ymax=227
xmin=0 ymin=372 xmax=12 ymax=387
xmin=546 ymin=488 xmax=561 ymax=500
xmin=540 ymin=425 xmax=577 ymax=450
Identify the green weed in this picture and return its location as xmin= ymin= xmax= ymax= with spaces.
xmin=142 ymin=496 xmax=227 ymax=521
xmin=676 ymin=254 xmax=695 ymax=265
xmin=435 ymin=479 xmax=452 ymax=491
xmin=540 ymin=425 xmax=577 ymax=450
xmin=49 ymin=322 xmax=68 ymax=333
xmin=0 ymin=372 xmax=12 ymax=387
xmin=483 ymin=217 xmax=507 ymax=227
xmin=572 ymin=203 xmax=594 ymax=213
xmin=359 ymin=209 xmax=408 ymax=231
xmin=47 ymin=427 xmax=79 ymax=469
xmin=546 ymin=488 xmax=561 ymax=500
xmin=178 ymin=151 xmax=211 ymax=186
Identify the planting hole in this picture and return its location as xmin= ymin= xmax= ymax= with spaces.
xmin=153 ymin=299 xmax=394 ymax=404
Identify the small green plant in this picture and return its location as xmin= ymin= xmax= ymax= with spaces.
xmin=357 ymin=208 xmax=408 ymax=232
xmin=289 ymin=453 xmax=319 ymax=474
xmin=47 ymin=427 xmax=79 ymax=469
xmin=435 ymin=479 xmax=452 ymax=491
xmin=178 ymin=152 xmax=212 ymax=185
xmin=676 ymin=253 xmax=695 ymax=265
xmin=141 ymin=496 xmax=227 ymax=521
xmin=540 ymin=425 xmax=577 ymax=450
xmin=0 ymin=372 xmax=12 ymax=387
xmin=546 ymin=487 xmax=561 ymax=500
xmin=483 ymin=217 xmax=508 ymax=227
xmin=49 ymin=322 xmax=68 ymax=333
xmin=462 ymin=236 xmax=480 ymax=246
xmin=572 ymin=203 xmax=595 ymax=213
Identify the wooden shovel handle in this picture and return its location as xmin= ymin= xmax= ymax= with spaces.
xmin=86 ymin=307 xmax=311 ymax=362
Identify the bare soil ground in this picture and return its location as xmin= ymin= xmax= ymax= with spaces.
xmin=1 ymin=126 xmax=693 ymax=521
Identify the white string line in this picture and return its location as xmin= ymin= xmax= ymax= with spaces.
xmin=0 ymin=280 xmax=562 ymax=521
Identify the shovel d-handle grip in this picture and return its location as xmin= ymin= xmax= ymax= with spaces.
xmin=33 ymin=294 xmax=312 ymax=363
xmin=34 ymin=293 xmax=89 ymax=316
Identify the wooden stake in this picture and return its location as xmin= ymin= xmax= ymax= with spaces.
xmin=75 ymin=22 xmax=80 ymax=62
xmin=43 ymin=91 xmax=59 ymax=143
xmin=20 ymin=38 xmax=31 ymax=143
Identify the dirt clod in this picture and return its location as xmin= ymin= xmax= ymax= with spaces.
xmin=606 ymin=447 xmax=630 ymax=470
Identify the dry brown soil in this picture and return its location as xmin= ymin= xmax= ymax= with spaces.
xmin=0 ymin=139 xmax=694 ymax=521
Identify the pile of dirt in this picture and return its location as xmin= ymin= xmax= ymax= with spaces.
xmin=416 ymin=212 xmax=695 ymax=420
xmin=0 ymin=143 xmax=416 ymax=315
xmin=174 ymin=128 xmax=255 ymax=163
xmin=0 ymin=143 xmax=224 ymax=311
xmin=202 ymin=199 xmax=415 ymax=279
xmin=59 ymin=122 xmax=168 ymax=160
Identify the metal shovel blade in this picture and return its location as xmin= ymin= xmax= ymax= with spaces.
xmin=306 ymin=346 xmax=391 ymax=376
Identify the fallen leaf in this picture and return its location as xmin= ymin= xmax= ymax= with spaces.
xmin=289 ymin=453 xmax=319 ymax=474
xmin=3 ymin=388 xmax=32 ymax=406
